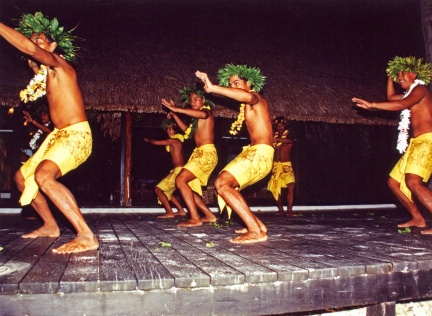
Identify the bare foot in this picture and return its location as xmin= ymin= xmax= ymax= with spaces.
xmin=53 ymin=235 xmax=99 ymax=253
xmin=421 ymin=228 xmax=432 ymax=235
xmin=174 ymin=212 xmax=187 ymax=217
xmin=177 ymin=219 xmax=203 ymax=227
xmin=287 ymin=212 xmax=298 ymax=217
xmin=230 ymin=231 xmax=267 ymax=244
xmin=235 ymin=228 xmax=248 ymax=234
xmin=397 ymin=219 xmax=427 ymax=228
xmin=201 ymin=214 xmax=218 ymax=223
xmin=274 ymin=211 xmax=285 ymax=216
xmin=157 ymin=213 xmax=175 ymax=219
xmin=22 ymin=225 xmax=60 ymax=238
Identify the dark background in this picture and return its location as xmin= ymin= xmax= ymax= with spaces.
xmin=0 ymin=0 xmax=426 ymax=208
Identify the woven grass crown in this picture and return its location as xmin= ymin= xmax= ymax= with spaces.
xmin=386 ymin=56 xmax=432 ymax=85
xmin=179 ymin=85 xmax=214 ymax=108
xmin=16 ymin=12 xmax=78 ymax=62
xmin=217 ymin=64 xmax=266 ymax=92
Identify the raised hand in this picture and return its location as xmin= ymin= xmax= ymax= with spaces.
xmin=195 ymin=70 xmax=214 ymax=93
xmin=161 ymin=98 xmax=176 ymax=112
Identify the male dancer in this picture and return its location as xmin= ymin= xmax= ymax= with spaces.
xmin=162 ymin=85 xmax=218 ymax=226
xmin=196 ymin=64 xmax=273 ymax=243
xmin=353 ymin=56 xmax=432 ymax=233
xmin=0 ymin=12 xmax=98 ymax=252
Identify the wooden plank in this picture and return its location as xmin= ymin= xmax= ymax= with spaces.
xmin=110 ymin=218 xmax=175 ymax=290
xmin=18 ymin=234 xmax=72 ymax=294
xmin=125 ymin=220 xmax=211 ymax=288
xmin=142 ymin=223 xmax=248 ymax=286
xmin=0 ymin=237 xmax=55 ymax=294
xmin=153 ymin=219 xmax=308 ymax=283
xmin=58 ymin=214 xmax=99 ymax=293
xmin=97 ymin=215 xmax=138 ymax=291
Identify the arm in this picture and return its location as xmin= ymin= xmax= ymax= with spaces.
xmin=274 ymin=137 xmax=293 ymax=144
xmin=162 ymin=105 xmax=188 ymax=131
xmin=162 ymin=98 xmax=209 ymax=119
xmin=386 ymin=76 xmax=403 ymax=101
xmin=23 ymin=111 xmax=52 ymax=134
xmin=144 ymin=137 xmax=176 ymax=146
xmin=352 ymin=86 xmax=425 ymax=111
xmin=195 ymin=71 xmax=259 ymax=104
xmin=0 ymin=23 xmax=62 ymax=68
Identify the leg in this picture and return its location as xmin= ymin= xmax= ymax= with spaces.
xmin=193 ymin=193 xmax=217 ymax=222
xmin=155 ymin=186 xmax=176 ymax=218
xmin=14 ymin=169 xmax=60 ymax=238
xmin=170 ymin=194 xmax=187 ymax=216
xmin=176 ymin=169 xmax=203 ymax=227
xmin=387 ymin=176 xmax=426 ymax=228
xmin=34 ymin=160 xmax=99 ymax=253
xmin=404 ymin=174 xmax=432 ymax=234
xmin=215 ymin=171 xmax=267 ymax=244
xmin=274 ymin=192 xmax=285 ymax=215
xmin=286 ymin=183 xmax=295 ymax=216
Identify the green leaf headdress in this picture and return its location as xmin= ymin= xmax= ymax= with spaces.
xmin=386 ymin=56 xmax=432 ymax=85
xmin=160 ymin=118 xmax=176 ymax=131
xmin=179 ymin=85 xmax=214 ymax=108
xmin=273 ymin=116 xmax=288 ymax=128
xmin=217 ymin=64 xmax=266 ymax=92
xmin=16 ymin=12 xmax=79 ymax=62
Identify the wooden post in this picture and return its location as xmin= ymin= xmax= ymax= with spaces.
xmin=124 ymin=112 xmax=133 ymax=206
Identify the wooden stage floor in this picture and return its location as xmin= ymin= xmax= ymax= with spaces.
xmin=1 ymin=208 xmax=432 ymax=315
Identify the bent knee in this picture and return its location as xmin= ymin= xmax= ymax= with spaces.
xmin=405 ymin=174 xmax=424 ymax=192
xmin=387 ymin=177 xmax=399 ymax=190
xmin=215 ymin=173 xmax=235 ymax=192
xmin=175 ymin=177 xmax=188 ymax=189
xmin=14 ymin=170 xmax=25 ymax=189
xmin=155 ymin=186 xmax=163 ymax=194
xmin=34 ymin=169 xmax=54 ymax=188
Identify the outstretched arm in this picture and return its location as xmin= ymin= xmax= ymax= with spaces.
xmin=144 ymin=137 xmax=175 ymax=146
xmin=161 ymin=98 xmax=209 ymax=120
xmin=352 ymin=87 xmax=424 ymax=111
xmin=195 ymin=70 xmax=259 ymax=104
xmin=0 ymin=22 xmax=62 ymax=67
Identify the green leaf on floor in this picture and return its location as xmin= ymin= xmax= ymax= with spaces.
xmin=156 ymin=241 xmax=172 ymax=250
xmin=206 ymin=241 xmax=215 ymax=248
xmin=398 ymin=227 xmax=411 ymax=234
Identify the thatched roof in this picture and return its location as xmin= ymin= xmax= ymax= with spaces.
xmin=0 ymin=0 xmax=426 ymax=125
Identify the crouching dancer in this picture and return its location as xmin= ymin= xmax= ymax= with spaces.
xmin=196 ymin=64 xmax=274 ymax=243
xmin=0 ymin=12 xmax=98 ymax=253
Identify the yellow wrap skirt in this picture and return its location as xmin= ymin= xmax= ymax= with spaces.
xmin=156 ymin=166 xmax=182 ymax=204
xmin=218 ymin=144 xmax=274 ymax=217
xmin=267 ymin=161 xmax=295 ymax=200
xmin=389 ymin=132 xmax=432 ymax=202
xmin=183 ymin=144 xmax=218 ymax=196
xmin=19 ymin=121 xmax=92 ymax=206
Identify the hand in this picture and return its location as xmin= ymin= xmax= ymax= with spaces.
xmin=352 ymin=97 xmax=374 ymax=110
xmin=22 ymin=110 xmax=34 ymax=123
xmin=27 ymin=59 xmax=38 ymax=69
xmin=161 ymin=99 xmax=176 ymax=112
xmin=195 ymin=70 xmax=214 ymax=93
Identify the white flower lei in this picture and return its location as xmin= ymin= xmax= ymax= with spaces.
xmin=20 ymin=65 xmax=48 ymax=103
xmin=396 ymin=79 xmax=425 ymax=153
